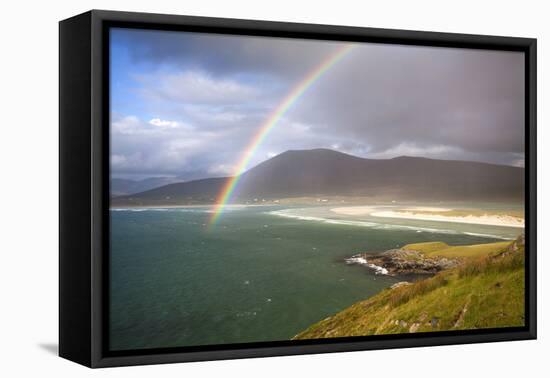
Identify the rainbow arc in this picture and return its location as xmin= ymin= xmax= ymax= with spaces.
xmin=209 ymin=44 xmax=356 ymax=225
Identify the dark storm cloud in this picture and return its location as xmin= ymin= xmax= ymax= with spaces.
xmin=291 ymin=44 xmax=524 ymax=160
xmin=112 ymin=28 xmax=341 ymax=81
xmin=111 ymin=29 xmax=525 ymax=178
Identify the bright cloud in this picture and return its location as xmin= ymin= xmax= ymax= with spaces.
xmin=112 ymin=115 xmax=142 ymax=135
xmin=208 ymin=164 xmax=237 ymax=176
xmin=367 ymin=142 xmax=464 ymax=160
xmin=149 ymin=118 xmax=180 ymax=129
xmin=110 ymin=114 xmax=244 ymax=176
xmin=142 ymin=70 xmax=261 ymax=105
xmin=112 ymin=115 xmax=192 ymax=136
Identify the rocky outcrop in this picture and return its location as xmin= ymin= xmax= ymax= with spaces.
xmin=498 ymin=233 xmax=525 ymax=257
xmin=347 ymin=248 xmax=460 ymax=276
xmin=390 ymin=281 xmax=412 ymax=289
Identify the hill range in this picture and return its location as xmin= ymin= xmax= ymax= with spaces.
xmin=111 ymin=148 xmax=524 ymax=207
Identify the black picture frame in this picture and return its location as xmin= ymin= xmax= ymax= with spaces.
xmin=59 ymin=9 xmax=537 ymax=368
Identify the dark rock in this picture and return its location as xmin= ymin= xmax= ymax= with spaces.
xmin=350 ymin=248 xmax=460 ymax=276
xmin=496 ymin=233 xmax=525 ymax=258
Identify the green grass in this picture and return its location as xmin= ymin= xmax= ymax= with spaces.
xmin=402 ymin=241 xmax=450 ymax=254
xmin=403 ymin=240 xmax=512 ymax=259
xmin=293 ymin=237 xmax=524 ymax=339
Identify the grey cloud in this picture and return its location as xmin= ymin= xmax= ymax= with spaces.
xmin=288 ymin=43 xmax=524 ymax=164
xmin=113 ymin=28 xmax=341 ymax=81
xmin=111 ymin=30 xmax=525 ymax=177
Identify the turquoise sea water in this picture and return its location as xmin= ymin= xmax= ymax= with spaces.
xmin=109 ymin=205 xmax=522 ymax=351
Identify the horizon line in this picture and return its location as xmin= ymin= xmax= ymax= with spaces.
xmin=111 ymin=147 xmax=525 ymax=182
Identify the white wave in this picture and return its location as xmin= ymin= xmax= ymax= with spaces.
xmin=235 ymin=310 xmax=258 ymax=318
xmin=463 ymin=232 xmax=514 ymax=240
xmin=111 ymin=208 xmax=148 ymax=212
xmin=345 ymin=256 xmax=389 ymax=275
xmin=270 ymin=209 xmax=451 ymax=233
xmin=175 ymin=208 xmax=212 ymax=213
xmin=110 ymin=208 xmax=169 ymax=212
xmin=110 ymin=207 xmax=212 ymax=213
xmin=269 ymin=209 xmax=510 ymax=239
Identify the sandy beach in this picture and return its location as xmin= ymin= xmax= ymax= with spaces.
xmin=331 ymin=206 xmax=524 ymax=228
xmin=330 ymin=206 xmax=378 ymax=215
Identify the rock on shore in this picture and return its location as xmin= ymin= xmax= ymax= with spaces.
xmin=346 ymin=248 xmax=460 ymax=275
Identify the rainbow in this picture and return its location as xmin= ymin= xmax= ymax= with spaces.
xmin=209 ymin=43 xmax=356 ymax=225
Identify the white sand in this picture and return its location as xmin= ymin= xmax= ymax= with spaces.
xmin=330 ymin=206 xmax=377 ymax=215
xmin=400 ymin=206 xmax=452 ymax=212
xmin=330 ymin=206 xmax=524 ymax=228
xmin=370 ymin=210 xmax=524 ymax=228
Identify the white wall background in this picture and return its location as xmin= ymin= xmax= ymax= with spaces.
xmin=0 ymin=0 xmax=546 ymax=376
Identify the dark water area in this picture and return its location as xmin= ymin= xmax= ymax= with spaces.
xmin=109 ymin=205 xmax=511 ymax=350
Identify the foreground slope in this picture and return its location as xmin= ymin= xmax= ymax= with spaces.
xmin=294 ymin=235 xmax=525 ymax=339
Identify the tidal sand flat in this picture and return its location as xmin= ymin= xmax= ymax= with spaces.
xmin=331 ymin=205 xmax=524 ymax=228
xmin=273 ymin=205 xmax=523 ymax=240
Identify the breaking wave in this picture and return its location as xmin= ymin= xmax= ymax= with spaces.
xmin=345 ymin=256 xmax=389 ymax=275
xmin=268 ymin=209 xmax=509 ymax=240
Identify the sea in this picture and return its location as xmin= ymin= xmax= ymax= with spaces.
xmin=109 ymin=204 xmax=523 ymax=351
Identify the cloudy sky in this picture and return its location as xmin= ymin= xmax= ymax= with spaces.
xmin=110 ymin=28 xmax=525 ymax=180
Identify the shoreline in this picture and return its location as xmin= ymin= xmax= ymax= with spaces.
xmin=345 ymin=256 xmax=390 ymax=275
xmin=370 ymin=210 xmax=524 ymax=228
xmin=330 ymin=206 xmax=524 ymax=228
xmin=109 ymin=204 xmax=273 ymax=210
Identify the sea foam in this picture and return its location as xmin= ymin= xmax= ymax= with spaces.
xmin=345 ymin=256 xmax=389 ymax=275
xmin=268 ymin=209 xmax=510 ymax=240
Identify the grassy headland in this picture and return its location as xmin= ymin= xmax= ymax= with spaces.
xmin=294 ymin=235 xmax=525 ymax=339
xmin=403 ymin=240 xmax=513 ymax=260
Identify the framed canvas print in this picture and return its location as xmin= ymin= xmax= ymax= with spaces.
xmin=59 ymin=10 xmax=537 ymax=368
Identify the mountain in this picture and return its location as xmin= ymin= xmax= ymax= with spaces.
xmin=110 ymin=171 xmax=209 ymax=196
xmin=112 ymin=177 xmax=228 ymax=206
xmin=111 ymin=149 xmax=524 ymax=206
xmin=111 ymin=177 xmax=179 ymax=197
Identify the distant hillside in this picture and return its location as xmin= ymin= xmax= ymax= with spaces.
xmin=294 ymin=235 xmax=525 ymax=339
xmin=111 ymin=149 xmax=524 ymax=206
xmin=111 ymin=171 xmax=209 ymax=196
xmin=111 ymin=177 xmax=180 ymax=197
xmin=112 ymin=177 xmax=228 ymax=206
